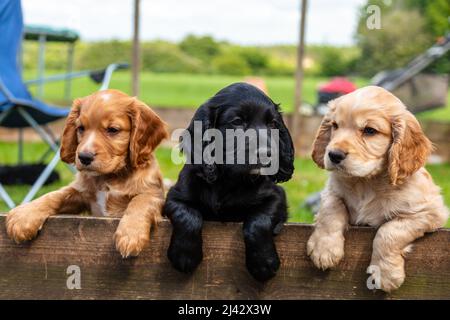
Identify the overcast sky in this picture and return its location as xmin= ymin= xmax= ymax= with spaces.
xmin=22 ymin=0 xmax=366 ymax=46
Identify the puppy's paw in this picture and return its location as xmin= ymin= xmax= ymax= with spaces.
xmin=114 ymin=216 xmax=150 ymax=258
xmin=307 ymin=231 xmax=344 ymax=270
xmin=6 ymin=206 xmax=47 ymax=243
xmin=246 ymin=249 xmax=280 ymax=282
xmin=369 ymin=256 xmax=405 ymax=293
xmin=167 ymin=236 xmax=203 ymax=274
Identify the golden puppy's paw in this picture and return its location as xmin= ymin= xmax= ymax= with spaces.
xmin=369 ymin=257 xmax=405 ymax=293
xmin=114 ymin=216 xmax=150 ymax=258
xmin=6 ymin=206 xmax=47 ymax=243
xmin=307 ymin=231 xmax=345 ymax=270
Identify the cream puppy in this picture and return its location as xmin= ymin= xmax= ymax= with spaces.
xmin=307 ymin=86 xmax=449 ymax=292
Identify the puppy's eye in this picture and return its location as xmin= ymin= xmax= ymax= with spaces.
xmin=106 ymin=127 xmax=120 ymax=135
xmin=363 ymin=127 xmax=377 ymax=136
xmin=77 ymin=125 xmax=85 ymax=134
xmin=331 ymin=122 xmax=338 ymax=130
xmin=231 ymin=118 xmax=244 ymax=126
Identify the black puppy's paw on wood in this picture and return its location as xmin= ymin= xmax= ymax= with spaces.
xmin=167 ymin=237 xmax=203 ymax=274
xmin=246 ymin=249 xmax=280 ymax=282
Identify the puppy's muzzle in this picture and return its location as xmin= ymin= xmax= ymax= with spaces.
xmin=328 ymin=149 xmax=347 ymax=164
xmin=78 ymin=152 xmax=95 ymax=166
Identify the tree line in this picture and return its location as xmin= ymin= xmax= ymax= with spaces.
xmin=22 ymin=0 xmax=448 ymax=78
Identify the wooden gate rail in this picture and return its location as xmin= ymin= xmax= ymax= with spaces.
xmin=0 ymin=214 xmax=448 ymax=300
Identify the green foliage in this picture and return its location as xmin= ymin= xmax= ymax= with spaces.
xmin=141 ymin=41 xmax=202 ymax=73
xmin=76 ymin=40 xmax=130 ymax=69
xmin=264 ymin=59 xmax=295 ymax=76
xmin=356 ymin=9 xmax=431 ymax=76
xmin=399 ymin=0 xmax=450 ymax=74
xmin=22 ymin=3 xmax=446 ymax=79
xmin=179 ymin=34 xmax=221 ymax=61
xmin=404 ymin=0 xmax=450 ymax=36
xmin=425 ymin=0 xmax=450 ymax=36
xmin=258 ymin=45 xmax=297 ymax=76
xmin=211 ymin=53 xmax=251 ymax=75
xmin=361 ymin=0 xmax=450 ymax=36
xmin=21 ymin=32 xmax=363 ymax=78
xmin=22 ymin=42 xmax=74 ymax=71
xmin=315 ymin=46 xmax=356 ymax=76
xmin=356 ymin=0 xmax=450 ymax=76
xmin=237 ymin=47 xmax=269 ymax=74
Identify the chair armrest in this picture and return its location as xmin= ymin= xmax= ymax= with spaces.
xmin=24 ymin=62 xmax=129 ymax=88
xmin=99 ymin=63 xmax=129 ymax=90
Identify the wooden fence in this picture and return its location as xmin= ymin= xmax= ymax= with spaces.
xmin=0 ymin=214 xmax=448 ymax=300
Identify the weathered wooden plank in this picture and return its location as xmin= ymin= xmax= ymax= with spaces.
xmin=0 ymin=214 xmax=448 ymax=300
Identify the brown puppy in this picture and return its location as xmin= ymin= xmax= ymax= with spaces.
xmin=307 ymin=86 xmax=449 ymax=292
xmin=6 ymin=89 xmax=168 ymax=258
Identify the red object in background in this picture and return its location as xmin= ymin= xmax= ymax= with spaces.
xmin=319 ymin=77 xmax=357 ymax=94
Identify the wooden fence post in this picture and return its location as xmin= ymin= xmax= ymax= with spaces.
xmin=131 ymin=0 xmax=141 ymax=97
xmin=291 ymin=0 xmax=308 ymax=154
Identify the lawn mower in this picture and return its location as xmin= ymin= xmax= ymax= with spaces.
xmin=310 ymin=33 xmax=449 ymax=117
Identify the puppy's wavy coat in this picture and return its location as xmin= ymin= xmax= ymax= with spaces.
xmin=308 ymin=86 xmax=449 ymax=292
xmin=164 ymin=83 xmax=295 ymax=281
xmin=6 ymin=89 xmax=168 ymax=257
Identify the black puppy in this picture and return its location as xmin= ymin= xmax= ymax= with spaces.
xmin=164 ymin=82 xmax=295 ymax=281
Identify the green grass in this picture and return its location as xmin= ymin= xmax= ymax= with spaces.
xmin=24 ymin=70 xmax=370 ymax=113
xmin=0 ymin=142 xmax=449 ymax=227
xmin=25 ymin=70 xmax=450 ymax=121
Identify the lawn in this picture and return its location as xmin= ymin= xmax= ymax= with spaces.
xmin=24 ymin=70 xmax=368 ymax=113
xmin=24 ymin=70 xmax=450 ymax=122
xmin=0 ymin=142 xmax=449 ymax=228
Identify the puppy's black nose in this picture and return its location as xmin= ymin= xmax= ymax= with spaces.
xmin=78 ymin=152 xmax=95 ymax=165
xmin=328 ymin=150 xmax=346 ymax=164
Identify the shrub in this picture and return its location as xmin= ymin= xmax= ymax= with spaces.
xmin=264 ymin=58 xmax=295 ymax=76
xmin=179 ymin=34 xmax=221 ymax=61
xmin=316 ymin=46 xmax=350 ymax=76
xmin=76 ymin=40 xmax=130 ymax=70
xmin=141 ymin=41 xmax=202 ymax=73
xmin=237 ymin=48 xmax=269 ymax=74
xmin=211 ymin=53 xmax=251 ymax=75
xmin=355 ymin=3 xmax=438 ymax=76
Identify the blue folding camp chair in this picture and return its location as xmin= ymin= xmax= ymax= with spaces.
xmin=0 ymin=0 xmax=128 ymax=208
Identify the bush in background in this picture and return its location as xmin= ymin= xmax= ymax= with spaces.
xmin=141 ymin=41 xmax=202 ymax=73
xmin=237 ymin=47 xmax=269 ymax=74
xmin=76 ymin=40 xmax=130 ymax=69
xmin=179 ymin=34 xmax=221 ymax=62
xmin=356 ymin=9 xmax=430 ymax=76
xmin=314 ymin=46 xmax=358 ymax=76
xmin=356 ymin=0 xmax=450 ymax=76
xmin=22 ymin=1 xmax=448 ymax=79
xmin=211 ymin=52 xmax=251 ymax=75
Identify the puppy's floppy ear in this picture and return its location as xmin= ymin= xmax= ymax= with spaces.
xmin=388 ymin=110 xmax=432 ymax=186
xmin=272 ymin=107 xmax=295 ymax=183
xmin=60 ymin=98 xmax=82 ymax=164
xmin=183 ymin=100 xmax=219 ymax=184
xmin=311 ymin=108 xmax=333 ymax=169
xmin=128 ymin=98 xmax=168 ymax=169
